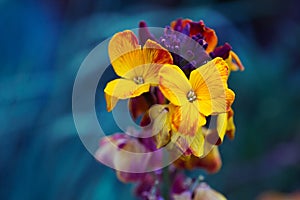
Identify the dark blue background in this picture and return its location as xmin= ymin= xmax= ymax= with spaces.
xmin=1 ymin=0 xmax=300 ymax=199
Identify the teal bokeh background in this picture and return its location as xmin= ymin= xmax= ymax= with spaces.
xmin=1 ymin=0 xmax=299 ymax=199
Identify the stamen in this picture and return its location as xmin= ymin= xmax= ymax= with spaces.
xmin=133 ymin=76 xmax=144 ymax=84
xmin=187 ymin=90 xmax=197 ymax=102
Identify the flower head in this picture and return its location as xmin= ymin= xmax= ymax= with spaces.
xmin=95 ymin=131 xmax=162 ymax=183
xmin=171 ymin=18 xmax=218 ymax=52
xmin=158 ymin=57 xmax=234 ymax=138
xmin=104 ymin=30 xmax=173 ymax=111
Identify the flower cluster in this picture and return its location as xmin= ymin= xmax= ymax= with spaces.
xmin=96 ymin=18 xmax=244 ymax=199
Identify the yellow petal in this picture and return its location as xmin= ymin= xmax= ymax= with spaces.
xmin=149 ymin=104 xmax=169 ymax=133
xmin=175 ymin=101 xmax=206 ymax=136
xmin=159 ymin=64 xmax=191 ymax=106
xmin=149 ymin=104 xmax=171 ymax=148
xmin=226 ymin=88 xmax=235 ymax=111
xmin=216 ymin=113 xmax=227 ymax=142
xmin=108 ymin=30 xmax=144 ymax=77
xmin=189 ymin=129 xmax=205 ymax=157
xmin=104 ymin=78 xmax=150 ymax=99
xmin=204 ymin=114 xmax=226 ymax=145
xmin=208 ymin=109 xmax=236 ymax=143
xmin=191 ymin=58 xmax=228 ymax=116
xmin=155 ymin=124 xmax=171 ymax=148
xmin=171 ymin=128 xmax=205 ymax=157
xmin=105 ymin=93 xmax=119 ymax=112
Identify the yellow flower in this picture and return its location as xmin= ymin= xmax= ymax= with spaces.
xmin=148 ymin=103 xmax=205 ymax=156
xmin=158 ymin=57 xmax=234 ymax=138
xmin=104 ymin=30 xmax=173 ymax=111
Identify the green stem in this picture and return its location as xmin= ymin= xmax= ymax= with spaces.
xmin=162 ymin=167 xmax=170 ymax=200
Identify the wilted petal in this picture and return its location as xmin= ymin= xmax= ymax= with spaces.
xmin=173 ymin=146 xmax=222 ymax=173
xmin=129 ymin=93 xmax=155 ymax=120
xmin=173 ymin=191 xmax=192 ymax=200
xmin=95 ymin=133 xmax=161 ymax=183
xmin=209 ymin=43 xmax=232 ymax=60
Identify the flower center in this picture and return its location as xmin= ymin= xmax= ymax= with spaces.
xmin=186 ymin=90 xmax=197 ymax=102
xmin=133 ymin=76 xmax=144 ymax=84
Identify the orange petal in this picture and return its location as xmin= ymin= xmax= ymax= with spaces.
xmin=230 ymin=51 xmax=245 ymax=71
xmin=159 ymin=64 xmax=191 ymax=106
xmin=143 ymin=39 xmax=173 ymax=64
xmin=226 ymin=109 xmax=236 ymax=139
xmin=199 ymin=21 xmax=218 ymax=53
xmin=197 ymin=146 xmax=222 ymax=174
xmin=108 ymin=30 xmax=144 ymax=77
xmin=174 ymin=146 xmax=222 ymax=173
xmin=226 ymin=88 xmax=235 ymax=111
xmin=104 ymin=78 xmax=150 ymax=99
xmin=191 ymin=58 xmax=229 ymax=116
